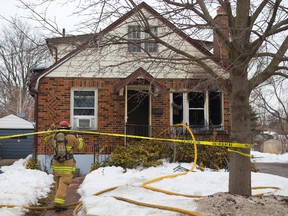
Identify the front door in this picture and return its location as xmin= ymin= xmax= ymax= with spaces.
xmin=126 ymin=90 xmax=149 ymax=136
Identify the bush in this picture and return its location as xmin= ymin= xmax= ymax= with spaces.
xmin=102 ymin=136 xmax=229 ymax=171
xmin=197 ymin=146 xmax=228 ymax=170
xmin=111 ymin=140 xmax=171 ymax=169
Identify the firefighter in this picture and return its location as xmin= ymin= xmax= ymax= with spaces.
xmin=44 ymin=121 xmax=84 ymax=212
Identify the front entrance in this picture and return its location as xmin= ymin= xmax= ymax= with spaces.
xmin=126 ymin=89 xmax=149 ymax=136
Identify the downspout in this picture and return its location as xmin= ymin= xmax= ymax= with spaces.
xmin=31 ymin=66 xmax=57 ymax=162
xmin=29 ymin=86 xmax=39 ymax=163
xmin=31 ymin=43 xmax=81 ymax=161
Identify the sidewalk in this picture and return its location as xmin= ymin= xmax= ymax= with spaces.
xmin=44 ymin=176 xmax=85 ymax=216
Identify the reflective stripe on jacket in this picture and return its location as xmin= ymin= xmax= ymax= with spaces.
xmin=51 ymin=158 xmax=76 ymax=176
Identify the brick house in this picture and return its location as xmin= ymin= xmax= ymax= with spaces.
xmin=29 ymin=2 xmax=231 ymax=175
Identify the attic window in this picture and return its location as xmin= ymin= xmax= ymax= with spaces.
xmin=128 ymin=25 xmax=158 ymax=53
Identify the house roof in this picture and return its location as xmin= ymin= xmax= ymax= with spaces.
xmin=114 ymin=67 xmax=166 ymax=93
xmin=29 ymin=1 xmax=219 ymax=92
xmin=46 ymin=34 xmax=96 ymax=45
xmin=0 ymin=114 xmax=34 ymax=129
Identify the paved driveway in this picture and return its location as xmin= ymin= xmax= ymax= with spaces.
xmin=255 ymin=162 xmax=288 ymax=178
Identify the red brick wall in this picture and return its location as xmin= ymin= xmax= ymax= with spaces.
xmin=37 ymin=77 xmax=127 ymax=155
xmin=213 ymin=7 xmax=229 ymax=60
xmin=36 ymin=77 xmax=231 ymax=155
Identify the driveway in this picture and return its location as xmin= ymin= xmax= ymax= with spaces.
xmin=254 ymin=162 xmax=288 ymax=178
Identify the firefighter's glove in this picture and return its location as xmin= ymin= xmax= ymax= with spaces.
xmin=43 ymin=129 xmax=54 ymax=142
xmin=77 ymin=138 xmax=84 ymax=149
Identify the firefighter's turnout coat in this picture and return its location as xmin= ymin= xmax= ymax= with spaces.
xmin=45 ymin=131 xmax=84 ymax=206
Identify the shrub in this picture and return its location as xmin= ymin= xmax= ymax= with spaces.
xmin=101 ymin=136 xmax=229 ymax=171
xmin=111 ymin=140 xmax=171 ymax=169
xmin=197 ymin=146 xmax=228 ymax=170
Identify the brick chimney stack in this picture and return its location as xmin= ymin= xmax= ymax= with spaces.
xmin=213 ymin=6 xmax=229 ymax=60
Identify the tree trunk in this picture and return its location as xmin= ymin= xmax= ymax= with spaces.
xmin=228 ymin=68 xmax=252 ymax=196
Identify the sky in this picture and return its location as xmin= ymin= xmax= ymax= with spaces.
xmin=0 ymin=151 xmax=288 ymax=216
xmin=0 ymin=0 xmax=82 ymax=35
xmin=0 ymin=0 xmax=158 ymax=36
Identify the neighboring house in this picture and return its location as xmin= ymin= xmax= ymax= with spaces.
xmin=29 ymin=2 xmax=231 ymax=175
xmin=0 ymin=114 xmax=34 ymax=159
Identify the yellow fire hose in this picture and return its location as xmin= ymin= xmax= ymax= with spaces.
xmin=71 ymin=124 xmax=280 ymax=216
xmin=0 ymin=124 xmax=282 ymax=215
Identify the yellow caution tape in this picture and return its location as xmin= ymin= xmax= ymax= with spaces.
xmin=228 ymin=148 xmax=251 ymax=157
xmin=0 ymin=129 xmax=252 ymax=149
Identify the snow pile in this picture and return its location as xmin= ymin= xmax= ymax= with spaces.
xmin=0 ymin=156 xmax=53 ymax=216
xmin=78 ymin=160 xmax=288 ymax=216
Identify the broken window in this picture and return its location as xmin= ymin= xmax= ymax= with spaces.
xmin=170 ymin=91 xmax=223 ymax=131
xmin=172 ymin=93 xmax=183 ymax=124
xmin=209 ymin=91 xmax=222 ymax=127
xmin=188 ymin=92 xmax=205 ymax=128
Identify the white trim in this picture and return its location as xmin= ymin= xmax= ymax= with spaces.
xmin=35 ymin=52 xmax=80 ymax=90
xmin=71 ymin=88 xmax=98 ymax=130
xmin=204 ymin=91 xmax=209 ymax=127
xmin=170 ymin=91 xmax=224 ymax=129
xmin=183 ymin=93 xmax=189 ymax=125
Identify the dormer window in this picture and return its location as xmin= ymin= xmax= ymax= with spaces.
xmin=128 ymin=25 xmax=158 ymax=53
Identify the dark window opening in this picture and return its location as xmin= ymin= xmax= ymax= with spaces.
xmin=188 ymin=92 xmax=205 ymax=127
xmin=189 ymin=92 xmax=204 ymax=108
xmin=209 ymin=91 xmax=222 ymax=126
xmin=172 ymin=93 xmax=183 ymax=124
xmin=189 ymin=110 xmax=204 ymax=127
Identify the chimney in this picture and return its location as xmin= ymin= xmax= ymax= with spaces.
xmin=213 ymin=6 xmax=229 ymax=60
xmin=62 ymin=28 xmax=66 ymax=37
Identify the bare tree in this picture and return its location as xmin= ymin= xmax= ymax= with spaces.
xmin=24 ymin=0 xmax=288 ymax=196
xmin=252 ymin=77 xmax=288 ymax=152
xmin=0 ymin=18 xmax=49 ymax=120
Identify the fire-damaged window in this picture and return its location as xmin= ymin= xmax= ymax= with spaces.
xmin=171 ymin=91 xmax=223 ymax=131
xmin=128 ymin=25 xmax=158 ymax=53
xmin=188 ymin=92 xmax=205 ymax=128
xmin=71 ymin=89 xmax=97 ymax=130
xmin=172 ymin=93 xmax=183 ymax=124
xmin=209 ymin=91 xmax=222 ymax=127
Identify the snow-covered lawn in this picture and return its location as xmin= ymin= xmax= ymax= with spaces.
xmin=0 ymin=151 xmax=288 ymax=215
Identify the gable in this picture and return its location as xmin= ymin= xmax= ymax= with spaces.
xmin=33 ymin=2 xmax=227 ymax=90
xmin=114 ymin=67 xmax=166 ymax=93
xmin=0 ymin=114 xmax=34 ymax=129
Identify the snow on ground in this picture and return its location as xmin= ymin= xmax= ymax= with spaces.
xmin=0 ymin=156 xmax=53 ymax=216
xmin=251 ymin=150 xmax=288 ymax=163
xmin=0 ymin=151 xmax=288 ymax=216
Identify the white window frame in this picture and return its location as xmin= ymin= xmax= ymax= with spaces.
xmin=71 ymin=88 xmax=98 ymax=130
xmin=188 ymin=91 xmax=206 ymax=128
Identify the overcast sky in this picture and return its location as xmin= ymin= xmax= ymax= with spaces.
xmin=0 ymin=0 xmax=81 ymax=35
xmin=0 ymin=0 xmax=158 ymax=36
